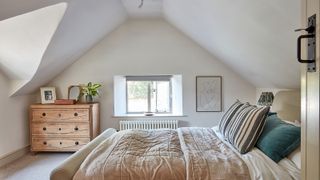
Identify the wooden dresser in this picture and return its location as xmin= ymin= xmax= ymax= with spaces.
xmin=29 ymin=103 xmax=100 ymax=152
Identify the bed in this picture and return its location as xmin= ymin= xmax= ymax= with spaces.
xmin=50 ymin=90 xmax=301 ymax=180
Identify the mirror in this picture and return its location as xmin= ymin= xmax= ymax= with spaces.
xmin=68 ymin=85 xmax=82 ymax=102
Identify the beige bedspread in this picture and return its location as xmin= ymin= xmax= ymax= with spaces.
xmin=73 ymin=128 xmax=250 ymax=180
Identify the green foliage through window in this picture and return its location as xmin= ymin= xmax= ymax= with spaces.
xmin=127 ymin=81 xmax=150 ymax=99
xmin=126 ymin=79 xmax=171 ymax=113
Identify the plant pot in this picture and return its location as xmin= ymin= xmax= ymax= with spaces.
xmin=86 ymin=95 xmax=93 ymax=103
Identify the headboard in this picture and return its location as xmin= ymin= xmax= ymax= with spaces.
xmin=271 ymin=90 xmax=301 ymax=122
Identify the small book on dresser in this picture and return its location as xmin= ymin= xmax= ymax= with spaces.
xmin=29 ymin=103 xmax=100 ymax=152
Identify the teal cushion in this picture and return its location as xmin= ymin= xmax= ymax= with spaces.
xmin=267 ymin=112 xmax=277 ymax=117
xmin=256 ymin=114 xmax=300 ymax=162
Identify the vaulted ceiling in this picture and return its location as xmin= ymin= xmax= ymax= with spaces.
xmin=0 ymin=0 xmax=300 ymax=96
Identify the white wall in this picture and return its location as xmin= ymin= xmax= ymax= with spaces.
xmin=49 ymin=19 xmax=256 ymax=130
xmin=0 ymin=72 xmax=35 ymax=157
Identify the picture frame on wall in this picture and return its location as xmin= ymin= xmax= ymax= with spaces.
xmin=40 ymin=87 xmax=57 ymax=104
xmin=196 ymin=76 xmax=222 ymax=112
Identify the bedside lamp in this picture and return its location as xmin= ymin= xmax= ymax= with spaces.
xmin=258 ymin=92 xmax=274 ymax=106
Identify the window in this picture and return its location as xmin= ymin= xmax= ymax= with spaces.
xmin=114 ymin=75 xmax=183 ymax=116
xmin=126 ymin=76 xmax=172 ymax=113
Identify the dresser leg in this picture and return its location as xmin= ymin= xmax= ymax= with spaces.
xmin=30 ymin=151 xmax=37 ymax=156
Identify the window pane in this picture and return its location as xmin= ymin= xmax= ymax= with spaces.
xmin=127 ymin=81 xmax=149 ymax=112
xmin=151 ymin=81 xmax=171 ymax=113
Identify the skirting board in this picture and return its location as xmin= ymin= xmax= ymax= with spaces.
xmin=0 ymin=145 xmax=30 ymax=168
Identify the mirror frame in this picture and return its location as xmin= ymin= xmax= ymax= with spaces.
xmin=68 ymin=85 xmax=82 ymax=102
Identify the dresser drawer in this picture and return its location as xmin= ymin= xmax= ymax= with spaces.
xmin=32 ymin=138 xmax=90 ymax=152
xmin=32 ymin=123 xmax=90 ymax=137
xmin=32 ymin=109 xmax=89 ymax=122
xmin=30 ymin=103 xmax=99 ymax=152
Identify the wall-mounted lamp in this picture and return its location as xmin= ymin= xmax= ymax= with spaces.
xmin=258 ymin=92 xmax=274 ymax=106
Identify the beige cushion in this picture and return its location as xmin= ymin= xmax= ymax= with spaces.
xmin=271 ymin=90 xmax=300 ymax=122
xmin=50 ymin=128 xmax=117 ymax=180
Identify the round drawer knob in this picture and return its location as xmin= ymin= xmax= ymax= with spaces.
xmin=74 ymin=113 xmax=78 ymax=117
xmin=75 ymin=141 xmax=79 ymax=145
xmin=74 ymin=127 xmax=79 ymax=131
xmin=43 ymin=141 xmax=47 ymax=145
xmin=58 ymin=114 xmax=61 ymax=117
xmin=43 ymin=127 xmax=46 ymax=131
xmin=42 ymin=113 xmax=46 ymax=117
xmin=60 ymin=142 xmax=62 ymax=145
xmin=58 ymin=128 xmax=62 ymax=131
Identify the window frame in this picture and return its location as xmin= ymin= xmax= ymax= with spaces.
xmin=125 ymin=76 xmax=173 ymax=114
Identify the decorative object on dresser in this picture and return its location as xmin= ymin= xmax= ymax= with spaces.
xmin=196 ymin=76 xmax=222 ymax=112
xmin=81 ymin=82 xmax=102 ymax=103
xmin=54 ymin=99 xmax=76 ymax=105
xmin=53 ymin=85 xmax=81 ymax=105
xmin=40 ymin=87 xmax=57 ymax=104
xmin=29 ymin=103 xmax=100 ymax=152
xmin=68 ymin=85 xmax=82 ymax=102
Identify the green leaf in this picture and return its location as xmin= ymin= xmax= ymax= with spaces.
xmin=81 ymin=82 xmax=102 ymax=97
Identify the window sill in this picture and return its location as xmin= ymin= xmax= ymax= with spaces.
xmin=112 ymin=114 xmax=187 ymax=118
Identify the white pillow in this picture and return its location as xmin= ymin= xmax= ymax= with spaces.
xmin=282 ymin=119 xmax=301 ymax=127
xmin=287 ymin=146 xmax=301 ymax=169
xmin=281 ymin=119 xmax=301 ymax=169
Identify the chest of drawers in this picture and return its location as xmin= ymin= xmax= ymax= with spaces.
xmin=29 ymin=103 xmax=100 ymax=152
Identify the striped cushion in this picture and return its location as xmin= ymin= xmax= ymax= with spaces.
xmin=218 ymin=100 xmax=246 ymax=136
xmin=226 ymin=105 xmax=270 ymax=154
xmin=223 ymin=103 xmax=250 ymax=137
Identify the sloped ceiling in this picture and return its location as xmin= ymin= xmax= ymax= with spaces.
xmin=0 ymin=3 xmax=67 ymax=93
xmin=0 ymin=0 xmax=300 ymax=96
xmin=121 ymin=0 xmax=163 ymax=18
xmin=0 ymin=0 xmax=127 ymax=96
xmin=163 ymin=0 xmax=300 ymax=89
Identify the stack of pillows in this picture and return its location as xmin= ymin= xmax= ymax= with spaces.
xmin=218 ymin=100 xmax=301 ymax=163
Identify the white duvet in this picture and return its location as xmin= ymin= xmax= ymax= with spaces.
xmin=211 ymin=126 xmax=300 ymax=180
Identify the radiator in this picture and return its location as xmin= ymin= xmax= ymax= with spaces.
xmin=119 ymin=120 xmax=179 ymax=131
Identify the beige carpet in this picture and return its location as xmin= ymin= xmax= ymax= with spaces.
xmin=0 ymin=153 xmax=72 ymax=180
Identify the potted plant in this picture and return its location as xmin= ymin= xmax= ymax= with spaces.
xmin=81 ymin=82 xmax=102 ymax=103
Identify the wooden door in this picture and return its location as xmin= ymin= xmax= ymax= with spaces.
xmin=301 ymin=0 xmax=320 ymax=179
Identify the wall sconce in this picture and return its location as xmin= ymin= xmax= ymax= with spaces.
xmin=258 ymin=92 xmax=274 ymax=106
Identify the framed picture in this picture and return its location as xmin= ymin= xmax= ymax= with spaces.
xmin=40 ymin=87 xmax=57 ymax=104
xmin=196 ymin=76 xmax=222 ymax=112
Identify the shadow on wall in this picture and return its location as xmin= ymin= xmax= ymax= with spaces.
xmin=179 ymin=120 xmax=190 ymax=127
